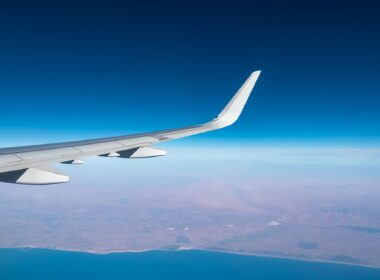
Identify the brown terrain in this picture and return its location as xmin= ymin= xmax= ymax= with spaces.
xmin=0 ymin=147 xmax=379 ymax=267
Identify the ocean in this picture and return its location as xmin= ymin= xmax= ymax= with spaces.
xmin=0 ymin=248 xmax=379 ymax=280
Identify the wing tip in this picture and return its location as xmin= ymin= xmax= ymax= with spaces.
xmin=250 ymin=69 xmax=262 ymax=80
xmin=208 ymin=69 xmax=261 ymax=128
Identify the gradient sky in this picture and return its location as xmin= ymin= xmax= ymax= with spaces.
xmin=0 ymin=0 xmax=379 ymax=147
xmin=1 ymin=2 xmax=380 ymax=267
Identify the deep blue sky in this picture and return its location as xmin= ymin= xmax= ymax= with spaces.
xmin=0 ymin=0 xmax=379 ymax=146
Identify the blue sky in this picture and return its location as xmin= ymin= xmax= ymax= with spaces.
xmin=1 ymin=3 xmax=380 ymax=267
xmin=0 ymin=0 xmax=379 ymax=147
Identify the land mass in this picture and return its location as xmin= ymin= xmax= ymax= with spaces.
xmin=1 ymin=153 xmax=379 ymax=267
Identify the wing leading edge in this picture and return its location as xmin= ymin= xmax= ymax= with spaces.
xmin=0 ymin=70 xmax=261 ymax=184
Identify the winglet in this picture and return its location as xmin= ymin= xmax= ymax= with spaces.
xmin=209 ymin=70 xmax=261 ymax=128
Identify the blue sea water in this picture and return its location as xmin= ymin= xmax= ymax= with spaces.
xmin=0 ymin=249 xmax=379 ymax=280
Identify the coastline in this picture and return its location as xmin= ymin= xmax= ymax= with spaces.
xmin=8 ymin=245 xmax=379 ymax=269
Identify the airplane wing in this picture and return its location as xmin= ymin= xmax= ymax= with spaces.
xmin=0 ymin=70 xmax=261 ymax=185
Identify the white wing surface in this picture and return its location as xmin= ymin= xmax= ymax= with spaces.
xmin=0 ymin=70 xmax=261 ymax=184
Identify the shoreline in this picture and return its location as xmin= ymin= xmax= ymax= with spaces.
xmin=6 ymin=245 xmax=378 ymax=269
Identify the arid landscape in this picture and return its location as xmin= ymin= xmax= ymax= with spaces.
xmin=1 ymin=147 xmax=379 ymax=267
